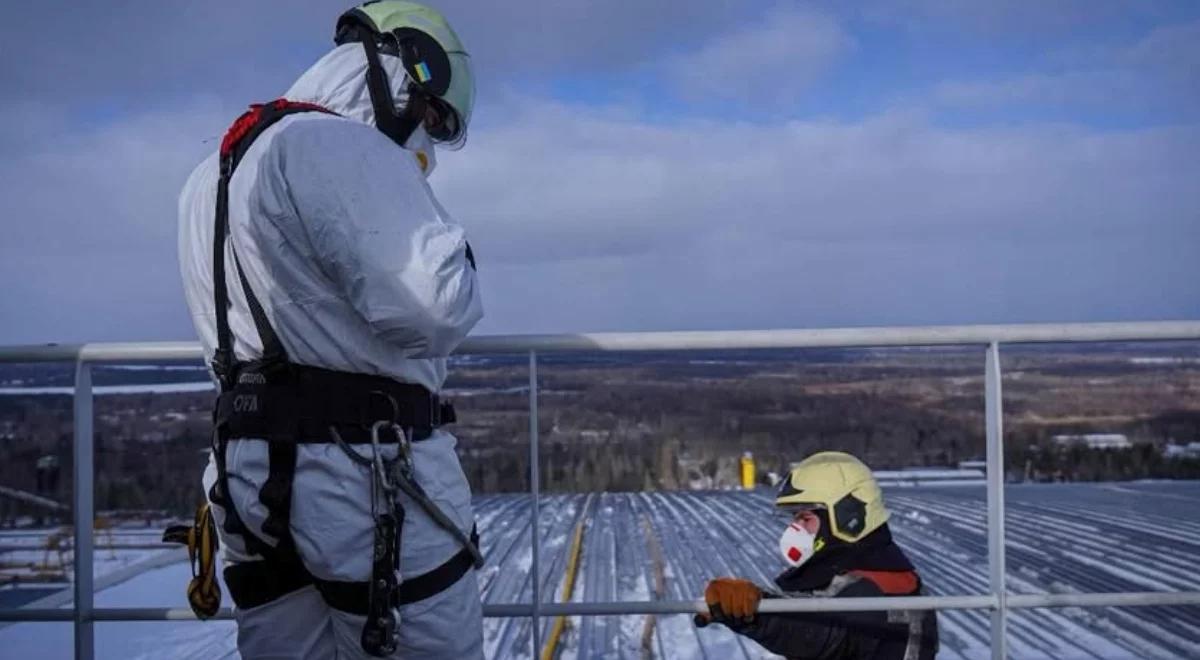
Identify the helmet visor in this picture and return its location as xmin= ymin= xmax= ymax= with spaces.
xmin=435 ymin=50 xmax=473 ymax=146
xmin=424 ymin=96 xmax=459 ymax=142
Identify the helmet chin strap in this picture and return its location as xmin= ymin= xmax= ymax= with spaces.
xmin=357 ymin=32 xmax=427 ymax=148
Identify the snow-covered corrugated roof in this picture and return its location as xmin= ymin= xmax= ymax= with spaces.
xmin=1 ymin=482 xmax=1198 ymax=659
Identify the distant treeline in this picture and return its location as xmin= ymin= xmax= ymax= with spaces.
xmin=2 ymin=350 xmax=1199 ymax=520
xmin=1005 ymin=409 xmax=1200 ymax=482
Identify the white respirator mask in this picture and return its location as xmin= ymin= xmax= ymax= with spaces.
xmin=403 ymin=124 xmax=437 ymax=177
xmin=779 ymin=521 xmax=824 ymax=568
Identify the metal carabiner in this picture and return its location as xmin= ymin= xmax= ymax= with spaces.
xmin=367 ymin=390 xmax=400 ymax=424
xmin=369 ymin=420 xmax=402 ymax=495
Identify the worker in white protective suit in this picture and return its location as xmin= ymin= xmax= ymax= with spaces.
xmin=175 ymin=2 xmax=483 ymax=658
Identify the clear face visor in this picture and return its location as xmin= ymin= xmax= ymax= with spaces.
xmin=423 ymin=96 xmax=459 ymax=142
xmin=435 ymin=50 xmax=473 ymax=147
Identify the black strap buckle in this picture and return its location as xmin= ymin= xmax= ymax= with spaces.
xmin=210 ymin=349 xmax=234 ymax=390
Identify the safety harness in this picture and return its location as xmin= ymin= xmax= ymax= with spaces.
xmin=187 ymin=98 xmax=481 ymax=657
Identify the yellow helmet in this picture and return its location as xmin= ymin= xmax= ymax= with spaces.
xmin=775 ymin=451 xmax=889 ymax=543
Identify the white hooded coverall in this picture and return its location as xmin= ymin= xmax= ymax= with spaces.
xmin=177 ymin=44 xmax=483 ymax=659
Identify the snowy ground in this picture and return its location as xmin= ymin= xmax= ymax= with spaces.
xmin=1 ymin=482 xmax=1198 ymax=659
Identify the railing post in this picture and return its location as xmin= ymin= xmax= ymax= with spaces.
xmin=73 ymin=359 xmax=94 ymax=660
xmin=528 ymin=350 xmax=542 ymax=656
xmin=985 ymin=342 xmax=1007 ymax=660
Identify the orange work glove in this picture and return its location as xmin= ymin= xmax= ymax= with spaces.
xmin=702 ymin=577 xmax=761 ymax=623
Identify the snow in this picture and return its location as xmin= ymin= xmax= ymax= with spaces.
xmin=443 ymin=386 xmax=530 ymax=397
xmin=1129 ymin=357 xmax=1200 ymax=365
xmin=0 ymin=561 xmax=238 ymax=660
xmin=0 ymin=529 xmax=177 ymax=584
xmin=904 ymin=510 xmax=933 ymax=525
xmin=2 ymin=483 xmax=1199 ymax=658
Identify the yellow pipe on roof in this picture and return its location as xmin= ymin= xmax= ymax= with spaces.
xmin=541 ymin=494 xmax=592 ymax=660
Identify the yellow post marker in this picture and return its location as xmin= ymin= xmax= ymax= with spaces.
xmin=740 ymin=451 xmax=756 ymax=490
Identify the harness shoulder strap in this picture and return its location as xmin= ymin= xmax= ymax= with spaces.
xmin=207 ymin=99 xmax=338 ymax=563
xmin=211 ymin=99 xmax=339 ymax=387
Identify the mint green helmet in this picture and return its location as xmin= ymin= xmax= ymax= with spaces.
xmin=335 ymin=1 xmax=474 ymax=145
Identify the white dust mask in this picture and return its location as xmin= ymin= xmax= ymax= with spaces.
xmin=779 ymin=521 xmax=819 ymax=568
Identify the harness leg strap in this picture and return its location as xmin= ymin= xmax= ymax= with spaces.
xmin=314 ymin=526 xmax=482 ymax=615
xmin=224 ymin=555 xmax=315 ymax=610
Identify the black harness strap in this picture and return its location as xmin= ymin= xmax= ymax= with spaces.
xmin=258 ymin=441 xmax=299 ymax=549
xmin=209 ymin=425 xmax=272 ymax=558
xmin=395 ymin=526 xmax=480 ymax=604
xmin=224 ymin=527 xmax=481 ymax=614
xmin=211 ymin=164 xmax=234 ymax=384
xmin=233 ymin=250 xmax=286 ymax=368
xmin=338 ymin=20 xmax=426 ymax=150
xmin=313 ymin=526 xmax=481 ymax=614
xmin=212 ymin=99 xmax=337 ymax=384
xmin=210 ymin=100 xmax=339 ymax=557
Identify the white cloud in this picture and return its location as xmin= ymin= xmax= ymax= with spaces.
xmin=0 ymin=103 xmax=226 ymax=254
xmin=3 ymin=86 xmax=1197 ymax=343
xmin=0 ymin=0 xmax=753 ymax=105
xmin=438 ymin=99 xmax=1198 ymax=261
xmin=931 ymin=19 xmax=1200 ymax=115
xmin=4 ymin=83 xmax=1194 ymax=344
xmin=1122 ymin=18 xmax=1200 ymax=79
xmin=429 ymin=96 xmax=1199 ymax=333
xmin=660 ymin=5 xmax=852 ymax=107
xmin=861 ymin=0 xmax=1180 ymax=34
xmin=1 ymin=5 xmax=1197 ymax=343
xmin=0 ymin=102 xmax=229 ymax=343
xmin=933 ymin=71 xmax=1146 ymax=108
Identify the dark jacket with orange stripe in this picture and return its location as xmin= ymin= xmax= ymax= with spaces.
xmin=725 ymin=524 xmax=938 ymax=660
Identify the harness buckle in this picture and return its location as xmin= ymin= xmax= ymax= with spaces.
xmin=210 ymin=349 xmax=234 ymax=389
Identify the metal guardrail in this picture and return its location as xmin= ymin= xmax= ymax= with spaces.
xmin=2 ymin=320 xmax=1200 ymax=660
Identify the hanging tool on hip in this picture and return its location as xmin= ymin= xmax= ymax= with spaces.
xmin=163 ymin=503 xmax=222 ymax=619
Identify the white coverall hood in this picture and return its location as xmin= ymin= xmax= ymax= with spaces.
xmin=286 ymin=44 xmax=435 ymax=175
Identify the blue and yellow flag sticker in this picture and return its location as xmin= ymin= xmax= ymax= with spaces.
xmin=414 ymin=61 xmax=432 ymax=83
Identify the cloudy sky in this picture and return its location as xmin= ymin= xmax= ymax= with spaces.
xmin=1 ymin=1 xmax=1197 ymax=344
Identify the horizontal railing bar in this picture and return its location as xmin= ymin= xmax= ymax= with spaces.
xmin=458 ymin=322 xmax=1200 ymax=354
xmin=79 ymin=342 xmax=205 ymax=364
xmin=0 ymin=543 xmax=177 ymax=552
xmin=2 ymin=321 xmax=1198 ymax=364
xmin=0 ymin=344 xmax=83 ymax=363
xmin=4 ymin=591 xmax=1198 ymax=622
xmin=93 ymin=608 xmax=232 ymax=621
xmin=485 ymin=596 xmax=996 ymax=616
xmin=1006 ymin=591 xmax=1200 ymax=609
